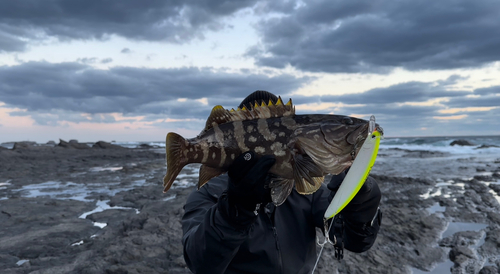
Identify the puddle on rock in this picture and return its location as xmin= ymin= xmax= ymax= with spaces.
xmin=79 ymin=200 xmax=140 ymax=220
xmin=16 ymin=259 xmax=29 ymax=266
xmin=71 ymin=240 xmax=84 ymax=246
xmin=10 ymin=179 xmax=149 ymax=202
xmin=412 ymin=222 xmax=488 ymax=274
xmin=488 ymin=189 xmax=500 ymax=205
xmin=411 ymin=259 xmax=454 ymax=274
xmin=14 ymin=181 xmax=92 ymax=202
xmin=442 ymin=222 xmax=488 ymax=238
xmin=89 ymin=166 xmax=123 ymax=172
xmin=163 ymin=194 xmax=177 ymax=201
xmin=427 ymin=203 xmax=446 ymax=215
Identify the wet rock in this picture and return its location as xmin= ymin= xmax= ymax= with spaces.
xmin=476 ymin=144 xmax=500 ymax=149
xmin=0 ymin=253 xmax=19 ymax=269
xmin=479 ymin=266 xmax=498 ymax=274
xmin=92 ymin=141 xmax=124 ymax=149
xmin=13 ymin=141 xmax=37 ymax=150
xmin=449 ymin=246 xmax=476 ymax=261
xmin=58 ymin=139 xmax=70 ymax=148
xmin=58 ymin=139 xmax=90 ymax=149
xmin=46 ymin=140 xmax=56 ymax=146
xmin=450 ymin=140 xmax=475 ymax=146
xmin=439 ymin=231 xmax=483 ymax=248
xmin=1 ymin=141 xmax=499 ymax=274
xmin=401 ymin=150 xmax=449 ymax=158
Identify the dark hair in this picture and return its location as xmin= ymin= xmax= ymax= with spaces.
xmin=238 ymin=90 xmax=279 ymax=109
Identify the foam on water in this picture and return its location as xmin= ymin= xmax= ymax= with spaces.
xmin=112 ymin=141 xmax=166 ymax=148
xmin=173 ymin=179 xmax=197 ymax=189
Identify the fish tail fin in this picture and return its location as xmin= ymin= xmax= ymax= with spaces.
xmin=163 ymin=132 xmax=189 ymax=193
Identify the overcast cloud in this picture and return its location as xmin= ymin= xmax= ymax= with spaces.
xmin=0 ymin=0 xmax=259 ymax=52
xmin=250 ymin=0 xmax=500 ymax=73
xmin=0 ymin=61 xmax=310 ymax=121
xmin=0 ymin=0 xmax=499 ymax=141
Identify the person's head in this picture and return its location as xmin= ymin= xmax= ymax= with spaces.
xmin=238 ymin=90 xmax=278 ymax=110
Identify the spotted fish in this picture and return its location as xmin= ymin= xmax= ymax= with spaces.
xmin=163 ymin=97 xmax=383 ymax=206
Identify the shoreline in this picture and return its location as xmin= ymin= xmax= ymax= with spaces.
xmin=1 ymin=143 xmax=500 ymax=273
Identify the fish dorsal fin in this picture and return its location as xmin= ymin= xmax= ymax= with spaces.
xmin=202 ymin=96 xmax=295 ymax=132
xmin=203 ymin=105 xmax=232 ymax=132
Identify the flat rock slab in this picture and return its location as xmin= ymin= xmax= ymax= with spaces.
xmin=1 ymin=146 xmax=500 ymax=273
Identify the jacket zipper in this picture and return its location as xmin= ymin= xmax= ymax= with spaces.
xmin=272 ymin=226 xmax=283 ymax=274
xmin=266 ymin=204 xmax=283 ymax=274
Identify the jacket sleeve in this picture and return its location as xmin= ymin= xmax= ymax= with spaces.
xmin=181 ymin=178 xmax=254 ymax=274
xmin=311 ymin=176 xmax=382 ymax=254
xmin=341 ymin=176 xmax=382 ymax=253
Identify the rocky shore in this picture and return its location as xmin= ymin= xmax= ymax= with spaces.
xmin=1 ymin=141 xmax=500 ymax=273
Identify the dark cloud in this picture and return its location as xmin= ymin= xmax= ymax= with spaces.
xmin=0 ymin=0 xmax=259 ymax=52
xmin=297 ymin=81 xmax=469 ymax=105
xmin=447 ymin=95 xmax=500 ymax=108
xmin=292 ymin=78 xmax=500 ymax=136
xmin=249 ymin=0 xmax=500 ymax=73
xmin=101 ymin=58 xmax=113 ymax=64
xmin=473 ymin=85 xmax=500 ymax=96
xmin=121 ymin=48 xmax=131 ymax=54
xmin=77 ymin=57 xmax=98 ymax=64
xmin=0 ymin=61 xmax=310 ymax=123
xmin=442 ymin=85 xmax=500 ymax=108
xmin=0 ymin=28 xmax=28 ymax=52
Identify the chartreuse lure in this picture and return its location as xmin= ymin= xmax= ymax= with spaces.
xmin=324 ymin=115 xmax=382 ymax=220
xmin=312 ymin=116 xmax=382 ymax=274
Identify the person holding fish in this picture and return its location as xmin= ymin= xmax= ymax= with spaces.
xmin=166 ymin=91 xmax=382 ymax=273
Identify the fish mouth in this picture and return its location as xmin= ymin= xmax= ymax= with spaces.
xmin=347 ymin=122 xmax=383 ymax=160
xmin=374 ymin=123 xmax=384 ymax=136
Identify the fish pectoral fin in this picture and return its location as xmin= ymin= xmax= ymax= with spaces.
xmin=295 ymin=176 xmax=324 ymax=195
xmin=198 ymin=165 xmax=225 ymax=189
xmin=269 ymin=178 xmax=294 ymax=206
xmin=292 ymin=153 xmax=324 ymax=186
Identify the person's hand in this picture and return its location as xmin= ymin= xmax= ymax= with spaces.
xmin=328 ymin=169 xmax=381 ymax=224
xmin=227 ymin=151 xmax=275 ymax=210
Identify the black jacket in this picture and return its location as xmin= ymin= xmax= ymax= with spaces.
xmin=181 ymin=175 xmax=381 ymax=274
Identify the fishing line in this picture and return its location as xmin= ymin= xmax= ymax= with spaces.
xmin=311 ymin=217 xmax=335 ymax=274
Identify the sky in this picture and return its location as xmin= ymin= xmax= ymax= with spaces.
xmin=1 ymin=0 xmax=499 ymax=143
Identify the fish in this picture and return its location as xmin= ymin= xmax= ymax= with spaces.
xmin=163 ymin=97 xmax=383 ymax=206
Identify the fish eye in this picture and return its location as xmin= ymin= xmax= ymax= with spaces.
xmin=341 ymin=117 xmax=353 ymax=125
